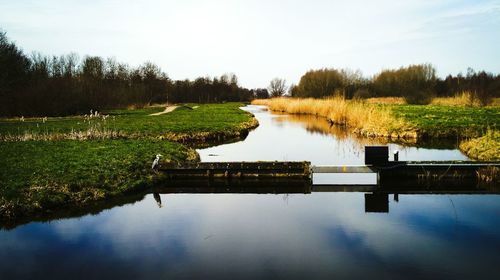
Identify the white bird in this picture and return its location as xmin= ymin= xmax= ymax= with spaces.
xmin=152 ymin=154 xmax=162 ymax=170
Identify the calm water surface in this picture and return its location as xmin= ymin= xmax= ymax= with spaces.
xmin=1 ymin=105 xmax=498 ymax=280
xmin=200 ymin=105 xmax=469 ymax=185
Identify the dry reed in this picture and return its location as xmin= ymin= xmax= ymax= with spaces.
xmin=431 ymin=91 xmax=500 ymax=107
xmin=365 ymin=97 xmax=406 ymax=105
xmin=252 ymin=97 xmax=416 ymax=139
xmin=431 ymin=91 xmax=481 ymax=107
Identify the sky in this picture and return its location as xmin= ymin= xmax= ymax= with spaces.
xmin=1 ymin=0 xmax=499 ymax=88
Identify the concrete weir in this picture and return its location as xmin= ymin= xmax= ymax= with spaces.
xmin=157 ymin=160 xmax=499 ymax=186
xmin=156 ymin=147 xmax=498 ymax=186
xmin=158 ymin=161 xmax=312 ymax=179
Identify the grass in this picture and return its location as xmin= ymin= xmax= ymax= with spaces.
xmin=0 ymin=140 xmax=198 ymax=219
xmin=0 ymin=102 xmax=257 ymax=221
xmin=459 ymin=129 xmax=500 ymax=161
xmin=431 ymin=92 xmax=500 ymax=107
xmin=0 ymin=103 xmax=257 ymax=143
xmin=390 ymin=104 xmax=499 ymax=138
xmin=364 ymin=94 xmax=500 ymax=107
xmin=253 ymin=97 xmax=500 ymax=160
xmin=431 ymin=91 xmax=481 ymax=107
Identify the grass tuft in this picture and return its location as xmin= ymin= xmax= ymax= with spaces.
xmin=459 ymin=129 xmax=500 ymax=161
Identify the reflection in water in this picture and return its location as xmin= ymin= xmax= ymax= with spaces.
xmin=273 ymin=113 xmax=388 ymax=148
xmin=365 ymin=193 xmax=389 ymax=213
xmin=153 ymin=192 xmax=163 ymax=208
xmin=1 ymin=190 xmax=499 ymax=280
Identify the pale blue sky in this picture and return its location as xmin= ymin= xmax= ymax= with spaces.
xmin=1 ymin=0 xmax=499 ymax=88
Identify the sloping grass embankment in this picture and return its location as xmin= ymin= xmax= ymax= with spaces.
xmin=0 ymin=103 xmax=258 ymax=222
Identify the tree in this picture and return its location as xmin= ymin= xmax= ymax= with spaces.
xmin=268 ymin=78 xmax=287 ymax=97
xmin=288 ymin=84 xmax=299 ymax=97
xmin=373 ymin=63 xmax=436 ymax=104
xmin=296 ymin=68 xmax=344 ymax=98
xmin=254 ymin=88 xmax=269 ymax=99
xmin=0 ymin=31 xmax=31 ymax=115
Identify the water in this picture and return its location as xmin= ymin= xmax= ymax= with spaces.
xmin=199 ymin=105 xmax=468 ymax=185
xmin=1 ymin=105 xmax=498 ymax=280
xmin=199 ymin=105 xmax=468 ymax=164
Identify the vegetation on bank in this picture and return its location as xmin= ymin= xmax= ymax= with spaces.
xmin=253 ymin=97 xmax=499 ymax=160
xmin=0 ymin=103 xmax=257 ymax=221
xmin=459 ymin=130 xmax=500 ymax=161
xmin=285 ymin=65 xmax=499 ymax=105
xmin=0 ymin=140 xmax=196 ymax=220
xmin=390 ymin=104 xmax=498 ymax=138
xmin=0 ymin=103 xmax=257 ymax=143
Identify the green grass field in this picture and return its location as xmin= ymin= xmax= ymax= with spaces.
xmin=389 ymin=104 xmax=499 ymax=138
xmin=0 ymin=103 xmax=256 ymax=221
xmin=389 ymin=105 xmax=499 ymax=160
xmin=0 ymin=103 xmax=255 ymax=139
xmin=0 ymin=140 xmax=196 ymax=218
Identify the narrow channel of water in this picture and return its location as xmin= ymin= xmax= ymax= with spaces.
xmin=1 ymin=105 xmax=498 ymax=280
xmin=199 ymin=105 xmax=468 ymax=164
xmin=198 ymin=105 xmax=469 ymax=185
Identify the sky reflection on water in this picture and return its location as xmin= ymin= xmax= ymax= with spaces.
xmin=1 ymin=193 xmax=500 ymax=279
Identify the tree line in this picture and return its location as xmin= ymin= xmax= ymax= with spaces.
xmin=274 ymin=64 xmax=500 ymax=105
xmin=0 ymin=32 xmax=257 ymax=116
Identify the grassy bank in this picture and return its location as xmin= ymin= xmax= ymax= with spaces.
xmin=253 ymin=97 xmax=499 ymax=160
xmin=459 ymin=130 xmax=500 ymax=161
xmin=0 ymin=140 xmax=197 ymax=220
xmin=0 ymin=103 xmax=257 ymax=221
xmin=0 ymin=103 xmax=258 ymax=144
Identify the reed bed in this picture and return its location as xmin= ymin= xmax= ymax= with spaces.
xmin=252 ymin=97 xmax=416 ymax=139
xmin=431 ymin=91 xmax=500 ymax=107
xmin=431 ymin=91 xmax=481 ymax=107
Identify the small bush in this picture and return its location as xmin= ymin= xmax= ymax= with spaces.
xmin=403 ymin=89 xmax=433 ymax=105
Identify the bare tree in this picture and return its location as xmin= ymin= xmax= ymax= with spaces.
xmin=268 ymin=78 xmax=287 ymax=97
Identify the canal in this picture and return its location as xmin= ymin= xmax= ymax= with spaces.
xmin=1 ymin=105 xmax=498 ymax=279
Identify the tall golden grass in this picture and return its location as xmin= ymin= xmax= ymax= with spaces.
xmin=431 ymin=91 xmax=480 ymax=106
xmin=364 ymin=97 xmax=406 ymax=104
xmin=290 ymin=93 xmax=500 ymax=107
xmin=252 ymin=97 xmax=416 ymax=139
xmin=431 ymin=91 xmax=500 ymax=107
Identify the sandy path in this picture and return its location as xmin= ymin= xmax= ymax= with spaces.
xmin=149 ymin=105 xmax=179 ymax=116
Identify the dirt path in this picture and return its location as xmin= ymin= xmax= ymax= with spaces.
xmin=149 ymin=106 xmax=179 ymax=116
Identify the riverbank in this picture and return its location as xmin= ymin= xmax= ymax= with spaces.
xmin=0 ymin=103 xmax=258 ymax=144
xmin=460 ymin=130 xmax=500 ymax=161
xmin=0 ymin=103 xmax=257 ymax=221
xmin=252 ymin=97 xmax=499 ymax=160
